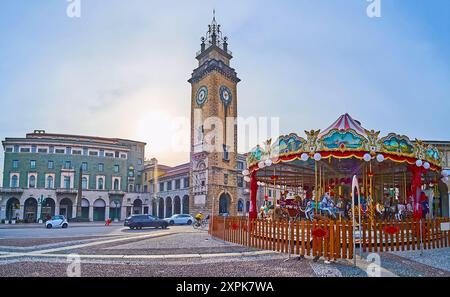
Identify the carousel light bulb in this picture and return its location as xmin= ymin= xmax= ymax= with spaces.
xmin=416 ymin=159 xmax=423 ymax=167
xmin=258 ymin=161 xmax=265 ymax=169
xmin=257 ymin=181 xmax=261 ymax=186
xmin=363 ymin=153 xmax=372 ymax=162
xmin=265 ymin=158 xmax=273 ymax=167
xmin=313 ymin=153 xmax=322 ymax=161
xmin=423 ymin=162 xmax=430 ymax=170
xmin=376 ymin=154 xmax=384 ymax=162
xmin=243 ymin=176 xmax=251 ymax=182
xmin=242 ymin=169 xmax=249 ymax=176
xmin=301 ymin=153 xmax=309 ymax=161
xmin=260 ymin=182 xmax=265 ymax=186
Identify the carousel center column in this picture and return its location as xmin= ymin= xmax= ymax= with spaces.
xmin=249 ymin=171 xmax=258 ymax=220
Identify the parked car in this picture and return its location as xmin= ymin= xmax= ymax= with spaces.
xmin=45 ymin=215 xmax=68 ymax=229
xmin=124 ymin=215 xmax=169 ymax=230
xmin=164 ymin=214 xmax=194 ymax=225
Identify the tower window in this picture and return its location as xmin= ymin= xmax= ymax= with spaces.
xmin=237 ymin=176 xmax=244 ymax=188
xmin=223 ymin=145 xmax=229 ymax=161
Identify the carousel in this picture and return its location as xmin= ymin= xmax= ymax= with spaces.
xmin=244 ymin=114 xmax=448 ymax=224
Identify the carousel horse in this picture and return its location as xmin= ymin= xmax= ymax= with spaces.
xmin=301 ymin=194 xmax=337 ymax=221
xmin=319 ymin=193 xmax=337 ymax=219
xmin=395 ymin=202 xmax=413 ymax=221
xmin=267 ymin=205 xmax=290 ymax=222
xmin=334 ymin=198 xmax=350 ymax=219
xmin=302 ymin=200 xmax=315 ymax=221
xmin=376 ymin=202 xmax=396 ymax=221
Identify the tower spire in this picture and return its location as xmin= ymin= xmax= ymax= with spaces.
xmin=198 ymin=9 xmax=230 ymax=56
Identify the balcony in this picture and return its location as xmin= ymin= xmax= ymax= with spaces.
xmin=56 ymin=188 xmax=78 ymax=194
xmin=0 ymin=187 xmax=24 ymax=194
xmin=109 ymin=190 xmax=125 ymax=196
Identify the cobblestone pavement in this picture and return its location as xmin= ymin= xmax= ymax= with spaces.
xmin=0 ymin=224 xmax=449 ymax=277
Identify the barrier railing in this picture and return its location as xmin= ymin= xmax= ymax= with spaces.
xmin=209 ymin=216 xmax=450 ymax=260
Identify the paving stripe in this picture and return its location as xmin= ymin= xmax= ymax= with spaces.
xmin=0 ymin=231 xmax=179 ymax=259
xmin=0 ymin=250 xmax=276 ymax=260
xmin=29 ymin=231 xmax=178 ymax=254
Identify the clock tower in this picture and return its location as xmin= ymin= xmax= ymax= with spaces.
xmin=188 ymin=13 xmax=240 ymax=216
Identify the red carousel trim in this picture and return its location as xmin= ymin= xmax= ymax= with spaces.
xmin=249 ymin=150 xmax=442 ymax=174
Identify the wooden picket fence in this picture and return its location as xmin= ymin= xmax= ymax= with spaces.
xmin=209 ymin=216 xmax=450 ymax=260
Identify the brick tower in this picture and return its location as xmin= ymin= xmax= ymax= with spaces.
xmin=188 ymin=12 xmax=240 ymax=216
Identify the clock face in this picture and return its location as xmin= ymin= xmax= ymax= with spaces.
xmin=219 ymin=85 xmax=232 ymax=107
xmin=196 ymin=86 xmax=208 ymax=106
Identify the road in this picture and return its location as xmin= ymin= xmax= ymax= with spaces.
xmin=0 ymin=224 xmax=449 ymax=277
xmin=0 ymin=225 xmax=125 ymax=239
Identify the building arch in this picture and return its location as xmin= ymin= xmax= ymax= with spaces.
xmin=237 ymin=199 xmax=244 ymax=213
xmin=133 ymin=199 xmax=142 ymax=215
xmin=59 ymin=198 xmax=73 ymax=219
xmin=81 ymin=198 xmax=90 ymax=219
xmin=165 ymin=197 xmax=172 ymax=218
xmin=5 ymin=197 xmax=20 ymax=220
xmin=42 ymin=197 xmax=56 ymax=219
xmin=182 ymin=195 xmax=189 ymax=214
xmin=219 ymin=193 xmax=232 ymax=215
xmin=110 ymin=199 xmax=121 ymax=220
xmin=24 ymin=197 xmax=38 ymax=223
xmin=174 ymin=196 xmax=181 ymax=215
xmin=152 ymin=199 xmax=157 ymax=217
xmin=158 ymin=197 xmax=165 ymax=219
xmin=93 ymin=198 xmax=106 ymax=221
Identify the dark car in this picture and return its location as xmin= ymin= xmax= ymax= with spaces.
xmin=124 ymin=215 xmax=169 ymax=230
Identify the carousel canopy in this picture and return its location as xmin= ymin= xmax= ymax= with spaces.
xmin=319 ymin=113 xmax=367 ymax=138
xmin=246 ymin=113 xmax=444 ymax=179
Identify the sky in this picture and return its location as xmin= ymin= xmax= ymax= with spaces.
xmin=0 ymin=0 xmax=449 ymax=184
